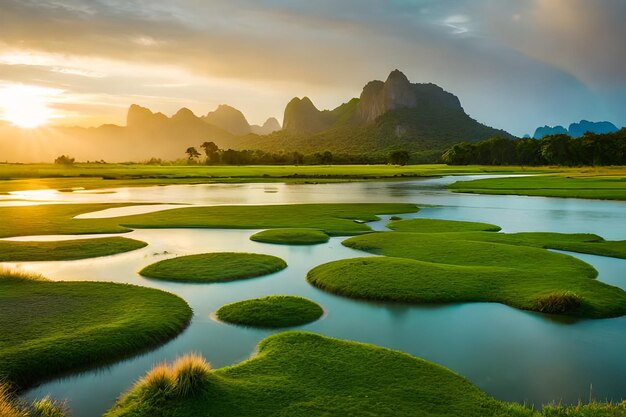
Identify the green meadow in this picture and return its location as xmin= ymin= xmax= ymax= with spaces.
xmin=450 ymin=175 xmax=626 ymax=200
xmin=0 ymin=163 xmax=550 ymax=194
xmin=140 ymin=253 xmax=287 ymax=283
xmin=215 ymin=296 xmax=324 ymax=328
xmin=0 ymin=270 xmax=192 ymax=390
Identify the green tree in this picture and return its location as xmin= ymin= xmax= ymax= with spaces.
xmin=388 ymin=150 xmax=410 ymax=166
xmin=185 ymin=147 xmax=201 ymax=161
xmin=201 ymin=141 xmax=220 ymax=164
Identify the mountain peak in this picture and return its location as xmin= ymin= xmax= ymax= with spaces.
xmin=173 ymin=107 xmax=196 ymax=119
xmin=204 ymin=104 xmax=250 ymax=135
xmin=283 ymin=97 xmax=331 ymax=133
xmin=386 ymin=69 xmax=410 ymax=85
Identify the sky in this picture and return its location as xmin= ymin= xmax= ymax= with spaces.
xmin=0 ymin=0 xmax=624 ymax=136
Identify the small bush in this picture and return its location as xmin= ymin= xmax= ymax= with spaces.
xmin=389 ymin=216 xmax=402 ymax=221
xmin=536 ymin=292 xmax=582 ymax=314
xmin=172 ymin=353 xmax=212 ymax=397
xmin=54 ymin=155 xmax=75 ymax=165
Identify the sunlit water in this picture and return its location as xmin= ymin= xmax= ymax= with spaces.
xmin=2 ymin=177 xmax=625 ymax=416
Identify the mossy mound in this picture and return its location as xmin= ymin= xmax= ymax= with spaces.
xmin=0 ymin=271 xmax=192 ymax=390
xmin=105 ymin=332 xmax=535 ymax=417
xmin=306 ymin=232 xmax=626 ymax=318
xmin=250 ymin=228 xmax=330 ymax=245
xmin=215 ymin=296 xmax=323 ymax=328
xmin=139 ymin=252 xmax=287 ymax=283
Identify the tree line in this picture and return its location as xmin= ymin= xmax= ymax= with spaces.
xmin=441 ymin=129 xmax=626 ymax=166
xmin=184 ymin=142 xmax=415 ymax=165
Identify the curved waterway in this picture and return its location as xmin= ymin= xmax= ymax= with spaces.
xmin=3 ymin=176 xmax=626 ymax=416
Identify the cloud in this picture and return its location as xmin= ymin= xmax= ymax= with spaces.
xmin=0 ymin=0 xmax=623 ymax=133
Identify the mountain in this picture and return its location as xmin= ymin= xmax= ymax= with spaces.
xmin=282 ymin=97 xmax=336 ymax=134
xmin=533 ymin=120 xmax=619 ymax=139
xmin=251 ymin=117 xmax=281 ymax=135
xmin=231 ymin=69 xmax=511 ymax=155
xmin=203 ymin=105 xmax=251 ymax=136
xmin=569 ymin=120 xmax=618 ymax=138
xmin=533 ymin=125 xmax=569 ymax=139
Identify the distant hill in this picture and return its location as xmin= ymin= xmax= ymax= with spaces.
xmin=229 ymin=69 xmax=511 ymax=155
xmin=203 ymin=105 xmax=281 ymax=136
xmin=533 ymin=120 xmax=619 ymax=139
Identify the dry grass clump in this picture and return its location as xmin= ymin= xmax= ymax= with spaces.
xmin=536 ymin=292 xmax=582 ymax=314
xmin=0 ymin=267 xmax=46 ymax=282
xmin=0 ymin=383 xmax=27 ymax=417
xmin=30 ymin=397 xmax=68 ymax=417
xmin=139 ymin=353 xmax=212 ymax=400
xmin=0 ymin=383 xmax=66 ymax=417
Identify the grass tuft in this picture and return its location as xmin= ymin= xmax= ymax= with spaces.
xmin=139 ymin=363 xmax=175 ymax=398
xmin=0 ymin=267 xmax=46 ymax=282
xmin=0 ymin=383 xmax=67 ymax=417
xmin=0 ymin=383 xmax=27 ymax=417
xmin=536 ymin=292 xmax=582 ymax=314
xmin=135 ymin=354 xmax=212 ymax=401
xmin=171 ymin=353 xmax=212 ymax=397
xmin=30 ymin=397 xmax=67 ymax=417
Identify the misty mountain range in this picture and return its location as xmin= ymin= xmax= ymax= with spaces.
xmin=0 ymin=69 xmax=619 ymax=163
xmin=533 ymin=120 xmax=619 ymax=139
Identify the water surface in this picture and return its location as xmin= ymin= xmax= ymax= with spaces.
xmin=3 ymin=177 xmax=625 ymax=416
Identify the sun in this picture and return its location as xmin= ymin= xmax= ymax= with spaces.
xmin=0 ymin=84 xmax=59 ymax=129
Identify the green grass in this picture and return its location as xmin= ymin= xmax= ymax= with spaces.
xmin=387 ymin=218 xmax=501 ymax=233
xmin=117 ymin=203 xmax=419 ymax=236
xmin=0 ymin=204 xmax=135 ymax=238
xmin=250 ymin=228 xmax=330 ymax=245
xmin=139 ymin=253 xmax=287 ymax=283
xmin=541 ymin=402 xmax=626 ymax=416
xmin=454 ymin=231 xmax=626 ymax=259
xmin=105 ymin=331 xmax=537 ymax=417
xmin=215 ymin=296 xmax=324 ymax=328
xmin=306 ymin=232 xmax=626 ymax=318
xmin=0 ymin=203 xmax=418 ymax=238
xmin=0 ymin=237 xmax=147 ymax=261
xmin=0 ymin=270 xmax=192 ymax=390
xmin=450 ymin=175 xmax=626 ymax=200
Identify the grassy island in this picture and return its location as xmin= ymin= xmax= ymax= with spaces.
xmin=307 ymin=230 xmax=626 ymax=318
xmin=139 ymin=252 xmax=287 ymax=283
xmin=0 ymin=203 xmax=418 ymax=238
xmin=386 ymin=218 xmax=501 ymax=233
xmin=0 ymin=236 xmax=147 ymax=261
xmin=215 ymin=296 xmax=323 ymax=328
xmin=250 ymin=228 xmax=330 ymax=245
xmin=105 ymin=331 xmax=536 ymax=417
xmin=0 ymin=270 xmax=192 ymax=390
